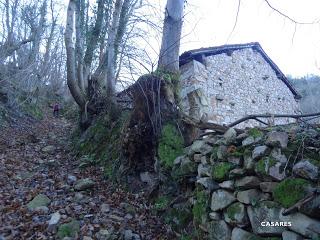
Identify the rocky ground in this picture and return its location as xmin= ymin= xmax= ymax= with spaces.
xmin=0 ymin=115 xmax=171 ymax=239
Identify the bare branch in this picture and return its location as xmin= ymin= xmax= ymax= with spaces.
xmin=263 ymin=0 xmax=320 ymax=25
xmin=228 ymin=112 xmax=320 ymax=128
xmin=226 ymin=0 xmax=241 ymax=43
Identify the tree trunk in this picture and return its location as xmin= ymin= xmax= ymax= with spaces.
xmin=29 ymin=0 xmax=47 ymax=63
xmin=105 ymin=0 xmax=123 ymax=98
xmin=158 ymin=0 xmax=184 ymax=73
xmin=65 ymin=0 xmax=86 ymax=109
xmin=84 ymin=0 xmax=105 ymax=93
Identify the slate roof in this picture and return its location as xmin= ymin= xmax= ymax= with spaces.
xmin=179 ymin=42 xmax=301 ymax=99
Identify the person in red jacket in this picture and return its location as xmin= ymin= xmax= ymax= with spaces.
xmin=53 ymin=102 xmax=59 ymax=118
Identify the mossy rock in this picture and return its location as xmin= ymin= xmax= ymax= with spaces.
xmin=27 ymin=194 xmax=51 ymax=210
xmin=210 ymin=146 xmax=219 ymax=161
xmin=72 ymin=111 xmax=129 ymax=181
xmin=57 ymin=219 xmax=80 ymax=239
xmin=192 ymin=190 xmax=209 ymax=225
xmin=229 ymin=146 xmax=248 ymax=157
xmin=248 ymin=128 xmax=264 ymax=138
xmin=173 ymin=160 xmax=197 ymax=179
xmin=226 ymin=202 xmax=242 ymax=220
xmin=255 ymin=157 xmax=277 ymax=175
xmin=158 ymin=124 xmax=184 ymax=168
xmin=212 ymin=162 xmax=234 ymax=182
xmin=273 ymin=178 xmax=310 ymax=208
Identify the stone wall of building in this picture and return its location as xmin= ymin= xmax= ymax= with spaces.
xmin=180 ymin=48 xmax=300 ymax=128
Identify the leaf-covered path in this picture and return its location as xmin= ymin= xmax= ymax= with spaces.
xmin=0 ymin=115 xmax=170 ymax=239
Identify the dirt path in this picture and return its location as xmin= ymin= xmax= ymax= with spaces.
xmin=0 ymin=115 xmax=170 ymax=239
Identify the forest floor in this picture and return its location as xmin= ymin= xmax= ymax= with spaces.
xmin=0 ymin=113 xmax=171 ymax=239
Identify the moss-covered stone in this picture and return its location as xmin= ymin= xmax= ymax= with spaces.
xmin=229 ymin=146 xmax=249 ymax=157
xmin=57 ymin=219 xmax=80 ymax=239
xmin=226 ymin=202 xmax=242 ymax=220
xmin=273 ymin=178 xmax=310 ymax=208
xmin=256 ymin=159 xmax=267 ymax=174
xmin=27 ymin=194 xmax=51 ymax=210
xmin=255 ymin=157 xmax=277 ymax=175
xmin=173 ymin=160 xmax=197 ymax=179
xmin=248 ymin=128 xmax=263 ymax=138
xmin=210 ymin=146 xmax=219 ymax=161
xmin=192 ymin=190 xmax=209 ymax=225
xmin=72 ymin=111 xmax=129 ymax=180
xmin=158 ymin=124 xmax=184 ymax=168
xmin=212 ymin=162 xmax=234 ymax=182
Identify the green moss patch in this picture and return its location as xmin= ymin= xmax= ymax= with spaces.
xmin=273 ymin=178 xmax=310 ymax=208
xmin=72 ymin=110 xmax=130 ymax=180
xmin=192 ymin=190 xmax=209 ymax=225
xmin=158 ymin=124 xmax=184 ymax=168
xmin=154 ymin=69 xmax=181 ymax=102
xmin=255 ymin=157 xmax=277 ymax=175
xmin=248 ymin=128 xmax=263 ymax=138
xmin=210 ymin=146 xmax=219 ymax=161
xmin=212 ymin=162 xmax=234 ymax=182
xmin=226 ymin=202 xmax=242 ymax=220
xmin=154 ymin=196 xmax=171 ymax=211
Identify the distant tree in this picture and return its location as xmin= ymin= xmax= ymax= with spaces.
xmin=0 ymin=0 xmax=66 ymax=107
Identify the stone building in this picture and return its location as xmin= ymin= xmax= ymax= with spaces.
xmin=179 ymin=42 xmax=301 ymax=127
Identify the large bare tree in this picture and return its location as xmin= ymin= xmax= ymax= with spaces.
xmin=65 ymin=0 xmax=144 ymax=127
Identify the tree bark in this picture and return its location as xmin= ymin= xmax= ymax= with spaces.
xmin=65 ymin=0 xmax=86 ymax=109
xmin=158 ymin=0 xmax=184 ymax=73
xmin=29 ymin=0 xmax=47 ymax=63
xmin=84 ymin=0 xmax=105 ymax=91
xmin=105 ymin=0 xmax=123 ymax=97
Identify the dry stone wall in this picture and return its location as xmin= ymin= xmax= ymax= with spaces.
xmin=173 ymin=125 xmax=320 ymax=239
xmin=180 ymin=48 xmax=300 ymax=128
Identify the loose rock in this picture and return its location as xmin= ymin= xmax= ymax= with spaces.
xmin=41 ymin=145 xmax=56 ymax=154
xmin=74 ymin=178 xmax=95 ymax=191
xmin=27 ymin=194 xmax=51 ymax=210
xmin=48 ymin=212 xmax=61 ymax=231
